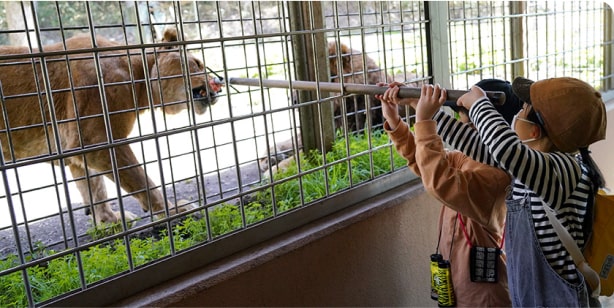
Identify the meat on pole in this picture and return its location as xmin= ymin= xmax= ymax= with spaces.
xmin=228 ymin=77 xmax=506 ymax=105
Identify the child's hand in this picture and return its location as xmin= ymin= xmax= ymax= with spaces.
xmin=415 ymin=84 xmax=446 ymax=122
xmin=376 ymin=81 xmax=418 ymax=108
xmin=457 ymin=85 xmax=487 ymax=111
xmin=376 ymin=82 xmax=410 ymax=130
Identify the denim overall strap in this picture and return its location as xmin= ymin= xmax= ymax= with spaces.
xmin=505 ymin=194 xmax=589 ymax=307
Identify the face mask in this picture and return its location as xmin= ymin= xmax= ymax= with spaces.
xmin=511 ymin=115 xmax=542 ymax=144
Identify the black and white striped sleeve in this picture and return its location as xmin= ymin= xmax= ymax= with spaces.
xmin=434 ymin=109 xmax=499 ymax=167
xmin=468 ymin=99 xmax=581 ymax=208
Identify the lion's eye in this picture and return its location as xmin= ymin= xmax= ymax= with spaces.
xmin=195 ymin=59 xmax=204 ymax=69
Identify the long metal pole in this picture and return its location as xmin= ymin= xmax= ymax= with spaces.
xmin=229 ymin=77 xmax=506 ymax=105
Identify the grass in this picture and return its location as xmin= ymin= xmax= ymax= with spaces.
xmin=0 ymin=128 xmax=407 ymax=307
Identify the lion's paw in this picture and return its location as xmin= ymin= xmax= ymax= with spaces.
xmin=153 ymin=200 xmax=198 ymax=220
xmin=119 ymin=210 xmax=139 ymax=223
xmin=174 ymin=199 xmax=196 ymax=213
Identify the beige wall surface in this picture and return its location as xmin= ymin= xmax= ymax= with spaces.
xmin=117 ymin=184 xmax=442 ymax=307
xmin=179 ymin=192 xmax=439 ymax=307
xmin=590 ymin=102 xmax=614 ymax=191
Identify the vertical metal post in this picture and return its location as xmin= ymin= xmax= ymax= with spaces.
xmin=0 ymin=82 xmax=35 ymax=307
xmin=289 ymin=1 xmax=334 ymax=154
xmin=5 ymin=1 xmax=38 ymax=48
xmin=510 ymin=1 xmax=526 ymax=78
xmin=604 ymin=3 xmax=613 ymax=91
xmin=425 ymin=1 xmax=451 ymax=88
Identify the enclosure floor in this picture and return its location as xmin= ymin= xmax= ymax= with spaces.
xmin=0 ymin=162 xmax=262 ymax=257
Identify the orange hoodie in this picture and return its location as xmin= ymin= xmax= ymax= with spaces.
xmin=385 ymin=119 xmax=511 ymax=307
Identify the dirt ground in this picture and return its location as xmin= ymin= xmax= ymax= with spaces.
xmin=0 ymin=161 xmax=262 ymax=258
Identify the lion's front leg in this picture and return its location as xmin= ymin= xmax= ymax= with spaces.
xmin=68 ymin=163 xmax=138 ymax=225
xmin=87 ymin=145 xmax=195 ymax=220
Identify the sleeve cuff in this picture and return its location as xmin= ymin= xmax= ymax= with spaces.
xmin=384 ymin=119 xmax=410 ymax=139
xmin=414 ymin=120 xmax=438 ymax=142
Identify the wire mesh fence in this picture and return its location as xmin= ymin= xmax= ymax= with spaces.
xmin=447 ymin=1 xmax=611 ymax=89
xmin=0 ymin=1 xmax=611 ymax=306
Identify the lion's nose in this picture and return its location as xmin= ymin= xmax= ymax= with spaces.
xmin=209 ymin=77 xmax=224 ymax=93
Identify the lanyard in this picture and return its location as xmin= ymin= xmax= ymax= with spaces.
xmin=435 ymin=208 xmax=457 ymax=260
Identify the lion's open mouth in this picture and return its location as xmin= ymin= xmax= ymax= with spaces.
xmin=192 ymin=86 xmax=214 ymax=103
xmin=192 ymin=77 xmax=224 ymax=105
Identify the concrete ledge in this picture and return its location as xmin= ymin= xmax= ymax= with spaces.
xmin=114 ymin=181 xmax=426 ymax=307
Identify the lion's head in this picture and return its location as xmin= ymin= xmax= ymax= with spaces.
xmin=150 ymin=28 xmax=224 ymax=115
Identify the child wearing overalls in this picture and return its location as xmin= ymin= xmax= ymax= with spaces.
xmin=435 ymin=77 xmax=607 ymax=306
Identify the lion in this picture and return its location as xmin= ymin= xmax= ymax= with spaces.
xmin=0 ymin=29 xmax=223 ymax=226
xmin=258 ymin=132 xmax=302 ymax=175
xmin=328 ymin=41 xmax=419 ymax=132
xmin=260 ymin=42 xmax=420 ymax=177
xmin=327 ymin=41 xmax=392 ymax=132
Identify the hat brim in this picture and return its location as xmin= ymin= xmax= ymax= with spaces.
xmin=512 ymin=77 xmax=534 ymax=105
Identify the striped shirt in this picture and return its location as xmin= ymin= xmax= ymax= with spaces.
xmin=434 ymin=98 xmax=592 ymax=283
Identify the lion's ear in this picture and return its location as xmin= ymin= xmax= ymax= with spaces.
xmin=160 ymin=28 xmax=180 ymax=49
xmin=327 ymin=41 xmax=337 ymax=57
xmin=338 ymin=43 xmax=352 ymax=67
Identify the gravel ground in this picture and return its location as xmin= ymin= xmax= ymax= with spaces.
xmin=0 ymin=161 xmax=262 ymax=258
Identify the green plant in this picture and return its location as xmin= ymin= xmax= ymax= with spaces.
xmin=86 ymin=220 xmax=137 ymax=241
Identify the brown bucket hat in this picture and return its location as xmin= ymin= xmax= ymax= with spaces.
xmin=512 ymin=77 xmax=607 ymax=153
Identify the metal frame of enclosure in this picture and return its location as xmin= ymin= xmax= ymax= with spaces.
xmin=0 ymin=1 xmax=611 ymax=306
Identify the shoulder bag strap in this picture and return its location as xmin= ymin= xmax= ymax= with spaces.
xmin=543 ymin=202 xmax=601 ymax=297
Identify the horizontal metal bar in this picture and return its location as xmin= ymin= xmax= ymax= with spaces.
xmin=228 ymin=77 xmax=506 ymax=105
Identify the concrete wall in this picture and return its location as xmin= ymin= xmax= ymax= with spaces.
xmin=116 ymin=183 xmax=442 ymax=307
xmin=589 ymin=101 xmax=614 ymax=190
